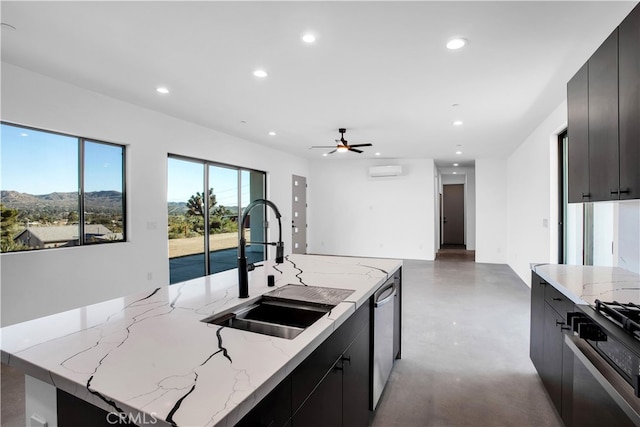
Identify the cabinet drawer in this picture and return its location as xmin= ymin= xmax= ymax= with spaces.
xmin=544 ymin=284 xmax=573 ymax=320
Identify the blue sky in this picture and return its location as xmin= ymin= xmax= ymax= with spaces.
xmin=1 ymin=123 xmax=123 ymax=194
xmin=167 ymin=157 xmax=250 ymax=206
xmin=1 ymin=123 xmax=252 ymax=206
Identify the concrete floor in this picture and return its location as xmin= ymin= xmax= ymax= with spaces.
xmin=371 ymin=258 xmax=563 ymax=427
xmin=1 ymin=257 xmax=562 ymax=427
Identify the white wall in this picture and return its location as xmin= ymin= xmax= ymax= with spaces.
xmin=475 ymin=159 xmax=508 ymax=264
xmin=506 ymin=101 xmax=566 ymax=284
xmin=0 ymin=64 xmax=309 ymax=326
xmin=465 ymin=170 xmax=476 ymax=251
xmin=307 ymin=159 xmax=436 ymax=260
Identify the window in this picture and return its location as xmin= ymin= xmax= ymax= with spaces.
xmin=0 ymin=123 xmax=126 ymax=252
xmin=167 ymin=155 xmax=266 ymax=284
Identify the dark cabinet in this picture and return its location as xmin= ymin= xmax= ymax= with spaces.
xmin=235 ymin=376 xmax=292 ymax=427
xmin=619 ymin=3 xmax=640 ymax=200
xmin=567 ymin=3 xmax=640 ymax=202
xmin=237 ymin=299 xmax=371 ymax=427
xmin=292 ymin=367 xmax=342 ymax=427
xmin=541 ymin=302 xmax=566 ymax=411
xmin=529 ymin=274 xmax=545 ymax=368
xmin=588 ymin=29 xmax=619 ymax=202
xmin=292 ymin=301 xmax=371 ymax=427
xmin=530 ymin=272 xmax=574 ymax=424
xmin=341 ymin=325 xmax=370 ymax=427
xmin=567 ymin=63 xmax=590 ymax=203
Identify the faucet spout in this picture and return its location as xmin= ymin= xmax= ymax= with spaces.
xmin=238 ymin=199 xmax=284 ymax=298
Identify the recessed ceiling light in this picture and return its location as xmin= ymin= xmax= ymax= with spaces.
xmin=253 ymin=69 xmax=268 ymax=78
xmin=156 ymin=86 xmax=169 ymax=94
xmin=268 ymin=131 xmax=276 ymax=136
xmin=453 ymin=163 xmax=459 ymax=167
xmin=453 ymin=120 xmax=463 ymax=126
xmin=375 ymin=152 xmax=381 ymax=156
xmin=322 ymin=153 xmax=328 ymax=157
xmin=453 ymin=171 xmax=458 ymax=175
xmin=302 ymin=33 xmax=316 ymax=43
xmin=446 ymin=38 xmax=467 ymax=50
xmin=456 ymin=151 xmax=462 ymax=155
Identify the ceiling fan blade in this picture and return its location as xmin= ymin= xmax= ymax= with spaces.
xmin=348 ymin=143 xmax=373 ymax=148
xmin=348 ymin=148 xmax=363 ymax=153
xmin=310 ymin=145 xmax=338 ymax=149
xmin=327 ymin=149 xmax=337 ymax=155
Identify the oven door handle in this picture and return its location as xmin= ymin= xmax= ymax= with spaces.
xmin=564 ymin=334 xmax=640 ymax=425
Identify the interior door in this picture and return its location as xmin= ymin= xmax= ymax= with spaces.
xmin=442 ymin=184 xmax=464 ymax=245
xmin=292 ymin=175 xmax=307 ymax=254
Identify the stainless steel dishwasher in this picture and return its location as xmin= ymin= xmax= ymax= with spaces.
xmin=372 ymin=277 xmax=396 ymax=409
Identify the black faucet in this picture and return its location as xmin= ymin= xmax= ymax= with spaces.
xmin=238 ymin=199 xmax=284 ymax=298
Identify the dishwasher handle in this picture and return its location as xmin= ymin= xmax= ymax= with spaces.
xmin=374 ymin=282 xmax=396 ymax=308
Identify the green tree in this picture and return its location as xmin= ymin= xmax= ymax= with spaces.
xmin=0 ymin=204 xmax=27 ymax=252
xmin=185 ymin=188 xmax=234 ymax=235
xmin=67 ymin=211 xmax=79 ymax=223
xmin=186 ymin=188 xmax=216 ymax=217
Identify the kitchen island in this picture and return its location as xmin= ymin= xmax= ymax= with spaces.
xmin=0 ymin=254 xmax=402 ymax=427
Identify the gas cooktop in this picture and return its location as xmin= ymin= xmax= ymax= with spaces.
xmin=595 ymin=300 xmax=640 ymax=342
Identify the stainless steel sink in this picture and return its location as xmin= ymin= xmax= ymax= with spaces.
xmin=201 ymin=298 xmax=334 ymax=340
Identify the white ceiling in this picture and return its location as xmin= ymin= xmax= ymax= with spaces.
xmin=1 ymin=1 xmax=637 ymax=167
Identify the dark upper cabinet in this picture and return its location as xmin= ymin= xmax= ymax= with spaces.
xmin=567 ymin=63 xmax=590 ymax=203
xmin=567 ymin=4 xmax=640 ymax=202
xmin=619 ymin=3 xmax=640 ymax=200
xmin=588 ymin=29 xmax=620 ymax=202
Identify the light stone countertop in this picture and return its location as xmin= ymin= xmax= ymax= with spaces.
xmin=0 ymin=254 xmax=402 ymax=427
xmin=531 ymin=263 xmax=640 ymax=306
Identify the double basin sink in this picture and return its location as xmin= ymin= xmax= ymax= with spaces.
xmin=202 ymin=284 xmax=355 ymax=340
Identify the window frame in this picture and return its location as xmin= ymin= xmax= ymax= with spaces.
xmin=167 ymin=153 xmax=267 ymax=282
xmin=0 ymin=121 xmax=127 ymax=251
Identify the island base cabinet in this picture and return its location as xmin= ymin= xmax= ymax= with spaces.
xmin=235 ymin=376 xmax=292 ymax=427
xmin=238 ymin=299 xmax=372 ymax=427
xmin=291 ymin=368 xmax=342 ymax=427
xmin=342 ymin=325 xmax=371 ymax=427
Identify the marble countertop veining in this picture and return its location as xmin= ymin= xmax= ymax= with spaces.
xmin=531 ymin=264 xmax=640 ymax=306
xmin=0 ymin=254 xmax=402 ymax=427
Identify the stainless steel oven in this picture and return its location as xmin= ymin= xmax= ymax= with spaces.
xmin=564 ymin=304 xmax=640 ymax=426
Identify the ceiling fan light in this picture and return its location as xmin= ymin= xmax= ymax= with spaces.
xmin=337 ymin=146 xmax=348 ymax=153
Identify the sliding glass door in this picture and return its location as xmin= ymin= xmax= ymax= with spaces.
xmin=168 ymin=156 xmax=266 ymax=284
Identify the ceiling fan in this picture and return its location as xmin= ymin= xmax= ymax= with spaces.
xmin=310 ymin=128 xmax=373 ymax=155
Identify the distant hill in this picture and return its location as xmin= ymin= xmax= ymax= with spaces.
xmin=168 ymin=201 xmax=188 ymax=215
xmin=1 ymin=190 xmax=123 ymax=216
xmin=168 ymin=202 xmax=239 ymax=216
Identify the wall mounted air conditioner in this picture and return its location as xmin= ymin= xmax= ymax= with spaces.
xmin=368 ymin=165 xmax=403 ymax=177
